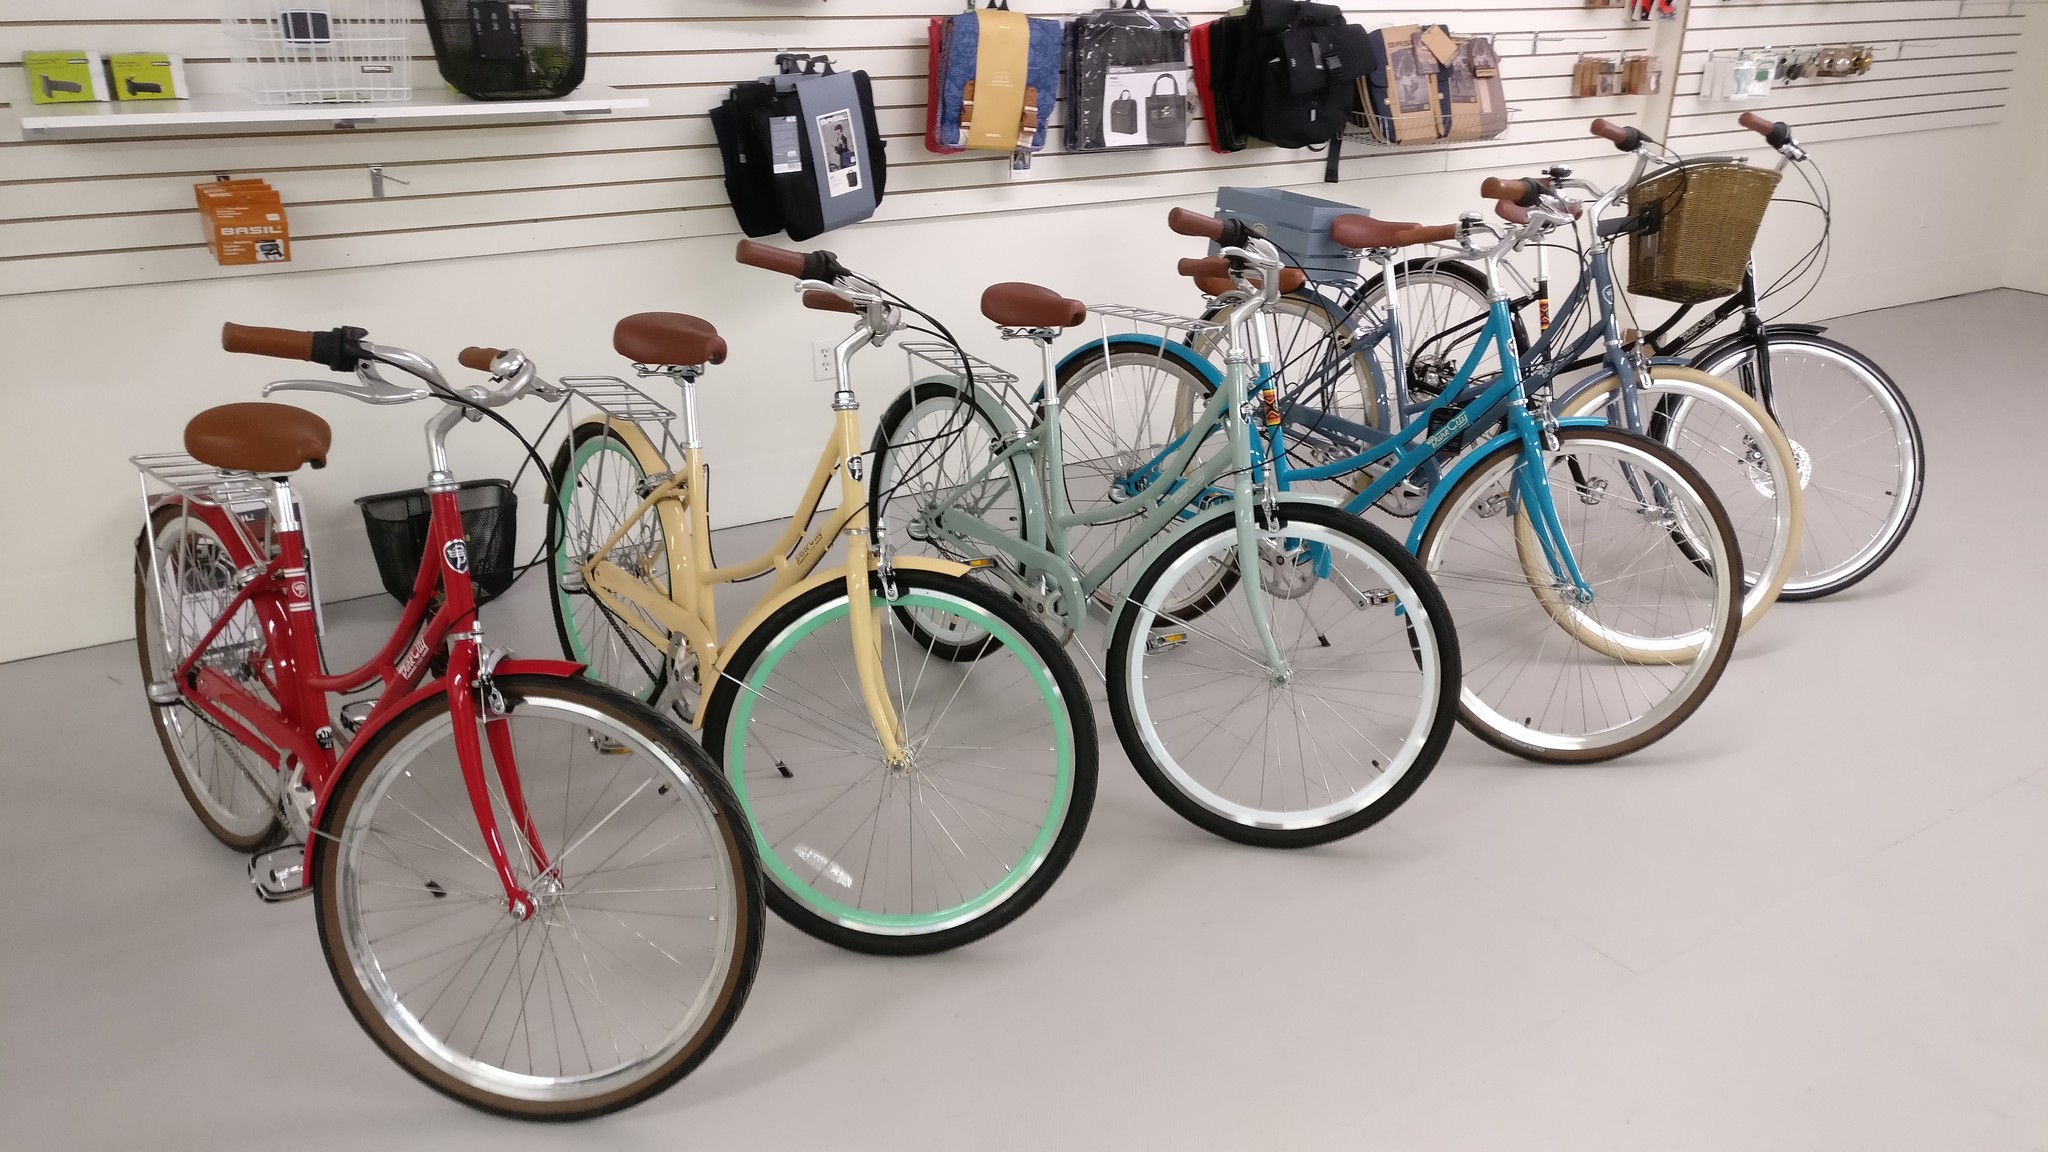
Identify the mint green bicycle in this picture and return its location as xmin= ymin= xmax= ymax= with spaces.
xmin=872 ymin=213 xmax=1463 ymax=849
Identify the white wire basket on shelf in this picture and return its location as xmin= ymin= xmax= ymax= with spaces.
xmin=220 ymin=0 xmax=414 ymax=104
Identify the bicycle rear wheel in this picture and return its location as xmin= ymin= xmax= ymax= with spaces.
xmin=1414 ymin=427 xmax=1741 ymax=763
xmin=314 ymin=674 xmax=762 ymax=1120
xmin=549 ymin=422 xmax=672 ymax=703
xmin=870 ymin=379 xmax=1028 ymax=657
xmin=1107 ymin=501 xmax=1459 ymax=847
xmin=134 ymin=504 xmax=281 ymax=850
xmin=703 ymin=569 xmax=1096 ymax=955
xmin=1691 ymin=332 xmax=1922 ymax=599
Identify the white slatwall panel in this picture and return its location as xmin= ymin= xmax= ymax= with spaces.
xmin=1 ymin=1 xmax=1651 ymax=296
xmin=1668 ymin=0 xmax=2020 ymax=151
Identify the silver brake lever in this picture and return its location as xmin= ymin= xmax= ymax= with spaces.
xmin=263 ymin=378 xmax=429 ymax=405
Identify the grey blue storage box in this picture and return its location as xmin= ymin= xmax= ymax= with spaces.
xmin=1213 ymin=186 xmax=1366 ymax=281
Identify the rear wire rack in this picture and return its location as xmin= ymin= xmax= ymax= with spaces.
xmin=902 ymin=341 xmax=1037 ymax=421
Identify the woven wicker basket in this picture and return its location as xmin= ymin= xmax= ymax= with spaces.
xmin=1627 ymin=159 xmax=1781 ymax=304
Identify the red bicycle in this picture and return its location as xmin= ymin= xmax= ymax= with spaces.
xmin=132 ymin=322 xmax=762 ymax=1119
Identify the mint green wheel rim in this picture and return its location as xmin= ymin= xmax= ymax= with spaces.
xmin=724 ymin=587 xmax=1075 ymax=935
xmin=556 ymin=432 xmax=667 ymax=703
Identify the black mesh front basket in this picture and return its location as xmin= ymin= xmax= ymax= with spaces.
xmin=421 ymin=0 xmax=587 ymax=100
xmin=356 ymin=479 xmax=518 ymax=606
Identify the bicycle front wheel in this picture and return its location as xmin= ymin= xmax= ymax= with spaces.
xmin=1692 ymin=332 xmax=1923 ymax=599
xmin=1415 ymin=427 xmax=1741 ymax=763
xmin=703 ymin=569 xmax=1096 ymax=955
xmin=1107 ymin=501 xmax=1459 ymax=848
xmin=1557 ymin=364 xmax=1801 ymax=634
xmin=314 ymin=674 xmax=762 ymax=1120
xmin=134 ymin=504 xmax=281 ymax=849
xmin=549 ymin=421 xmax=672 ymax=703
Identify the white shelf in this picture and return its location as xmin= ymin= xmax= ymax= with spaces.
xmin=19 ymin=87 xmax=650 ymax=141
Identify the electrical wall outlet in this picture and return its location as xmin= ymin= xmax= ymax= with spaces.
xmin=811 ymin=341 xmax=836 ymax=382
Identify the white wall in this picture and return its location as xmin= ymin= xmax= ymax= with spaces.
xmin=2 ymin=1 xmax=2042 ymax=662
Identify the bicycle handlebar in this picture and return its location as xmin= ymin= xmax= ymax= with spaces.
xmin=1480 ymin=177 xmax=1546 ymax=207
xmin=459 ymin=347 xmax=502 ymax=372
xmin=803 ymin=290 xmax=861 ymax=314
xmin=1178 ymin=256 xmax=1232 ymax=279
xmin=1395 ymin=223 xmax=1460 ymax=246
xmin=1739 ymin=112 xmax=1800 ymax=155
xmin=1167 ymin=207 xmax=1225 ymax=241
xmin=222 ymin=322 xmax=368 ymax=373
xmin=1590 ymin=118 xmax=1645 ymax=152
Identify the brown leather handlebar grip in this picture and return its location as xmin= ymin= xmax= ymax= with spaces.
xmin=459 ymin=347 xmax=502 ymax=372
xmin=1590 ymin=118 xmax=1631 ymax=145
xmin=803 ymin=290 xmax=860 ymax=314
xmin=1177 ymin=256 xmax=1232 ymax=279
xmin=221 ymin=322 xmax=316 ymax=361
xmin=735 ymin=238 xmax=807 ymax=277
xmin=1738 ymin=112 xmax=1776 ymax=136
xmin=1479 ymin=176 xmax=1535 ymax=203
xmin=1394 ymin=223 xmax=1460 ymax=246
xmin=1167 ymin=207 xmax=1227 ymax=241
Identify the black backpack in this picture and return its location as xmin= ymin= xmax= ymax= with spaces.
xmin=1211 ymin=0 xmax=1365 ymax=150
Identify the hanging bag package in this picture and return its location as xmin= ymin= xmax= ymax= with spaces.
xmin=1064 ymin=2 xmax=1192 ymax=151
xmin=1443 ymin=34 xmax=1506 ymax=141
xmin=927 ymin=7 xmax=1062 ymax=166
xmin=711 ymin=54 xmax=887 ymax=241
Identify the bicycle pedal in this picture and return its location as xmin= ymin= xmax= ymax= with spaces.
xmin=248 ymin=843 xmax=311 ymax=903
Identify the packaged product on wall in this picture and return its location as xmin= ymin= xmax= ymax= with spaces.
xmin=22 ymin=51 xmax=112 ymax=103
xmin=709 ymin=52 xmax=887 ymax=241
xmin=1064 ymin=5 xmax=1192 ymax=151
xmin=195 ymin=180 xmax=293 ymax=266
xmin=107 ymin=53 xmax=190 ymax=100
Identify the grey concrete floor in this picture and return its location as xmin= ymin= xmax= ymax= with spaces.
xmin=3 ymin=291 xmax=2044 ymax=1150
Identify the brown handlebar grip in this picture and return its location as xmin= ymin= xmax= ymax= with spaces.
xmin=1738 ymin=112 xmax=1776 ymax=136
xmin=803 ymin=290 xmax=860 ymax=314
xmin=459 ymin=347 xmax=502 ymax=372
xmin=1393 ymin=223 xmax=1460 ymax=246
xmin=1479 ymin=177 xmax=1534 ymax=203
xmin=221 ymin=322 xmax=316 ymax=361
xmin=1590 ymin=118 xmax=1631 ymax=145
xmin=1177 ymin=256 xmax=1233 ymax=279
xmin=735 ymin=238 xmax=807 ymax=277
xmin=1167 ymin=207 xmax=1227 ymax=241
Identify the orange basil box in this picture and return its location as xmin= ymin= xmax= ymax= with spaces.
xmin=195 ymin=180 xmax=292 ymax=265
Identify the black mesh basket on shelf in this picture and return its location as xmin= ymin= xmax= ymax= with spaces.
xmin=356 ymin=479 xmax=518 ymax=606
xmin=420 ymin=0 xmax=587 ymax=100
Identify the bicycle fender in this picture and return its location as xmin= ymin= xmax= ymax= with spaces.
xmin=1564 ymin=355 xmax=1704 ymax=392
xmin=699 ymin=556 xmax=973 ymax=723
xmin=1403 ymin=418 xmax=1608 ymax=553
xmin=309 ymin=658 xmax=591 ymax=878
xmin=1687 ymin=324 xmax=1826 ymax=371
xmin=1050 ymin=333 xmax=1223 ymax=401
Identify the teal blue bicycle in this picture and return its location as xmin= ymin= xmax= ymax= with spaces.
xmin=877 ymin=206 xmax=1742 ymax=765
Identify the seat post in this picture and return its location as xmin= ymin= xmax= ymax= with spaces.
xmin=637 ymin=365 xmax=703 ymax=448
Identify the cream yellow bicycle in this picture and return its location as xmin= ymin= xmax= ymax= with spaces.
xmin=538 ymin=240 xmax=1097 ymax=956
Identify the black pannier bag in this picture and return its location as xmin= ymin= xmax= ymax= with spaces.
xmin=421 ymin=0 xmax=587 ymax=100
xmin=1203 ymin=0 xmax=1367 ymax=150
xmin=712 ymin=54 xmax=887 ymax=242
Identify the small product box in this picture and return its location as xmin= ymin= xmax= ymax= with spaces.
xmin=108 ymin=53 xmax=189 ymax=101
xmin=23 ymin=51 xmax=112 ymax=104
xmin=195 ymin=179 xmax=293 ymax=266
